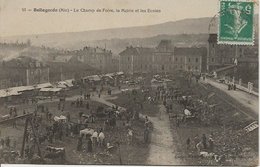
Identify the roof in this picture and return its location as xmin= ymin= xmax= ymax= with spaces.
xmin=79 ymin=46 xmax=112 ymax=55
xmin=4 ymin=56 xmax=47 ymax=69
xmin=0 ymin=85 xmax=34 ymax=98
xmin=56 ymin=80 xmax=74 ymax=88
xmin=40 ymin=87 xmax=62 ymax=92
xmin=214 ymin=65 xmax=236 ymax=73
xmin=51 ymin=55 xmax=73 ymax=63
xmin=35 ymin=82 xmax=53 ymax=89
xmin=208 ymin=34 xmax=217 ymax=43
xmin=174 ymin=47 xmax=207 ymax=56
xmin=83 ymin=75 xmax=101 ymax=81
xmin=0 ymin=89 xmax=21 ymax=98
xmin=156 ymin=40 xmax=174 ymax=52
xmin=119 ymin=47 xmax=155 ymax=56
xmin=116 ymin=71 xmax=124 ymax=75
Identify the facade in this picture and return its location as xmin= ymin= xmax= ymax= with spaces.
xmin=119 ymin=40 xmax=207 ymax=74
xmin=207 ymin=34 xmax=258 ymax=72
xmin=174 ymin=47 xmax=207 ymax=73
xmin=0 ymin=56 xmax=49 ymax=89
xmin=76 ymin=46 xmax=117 ymax=73
xmin=152 ymin=40 xmax=174 ymax=73
xmin=119 ymin=46 xmax=154 ymax=74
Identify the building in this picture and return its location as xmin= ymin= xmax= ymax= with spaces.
xmin=76 ymin=46 xmax=117 ymax=73
xmin=119 ymin=40 xmax=207 ymax=74
xmin=207 ymin=34 xmax=258 ymax=72
xmin=119 ymin=46 xmax=155 ymax=74
xmin=207 ymin=33 xmax=258 ymax=86
xmin=174 ymin=47 xmax=207 ymax=73
xmin=0 ymin=56 xmax=49 ymax=89
xmin=152 ymin=40 xmax=174 ymax=73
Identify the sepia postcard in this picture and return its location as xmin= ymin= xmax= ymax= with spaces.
xmin=0 ymin=0 xmax=259 ymax=166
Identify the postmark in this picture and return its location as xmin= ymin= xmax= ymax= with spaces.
xmin=218 ymin=0 xmax=255 ymax=45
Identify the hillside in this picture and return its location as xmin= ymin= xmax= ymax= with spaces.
xmin=1 ymin=17 xmax=213 ymax=50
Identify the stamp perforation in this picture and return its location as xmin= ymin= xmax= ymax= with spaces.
xmin=217 ymin=0 xmax=255 ymax=45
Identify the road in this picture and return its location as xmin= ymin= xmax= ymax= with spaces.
xmin=203 ymin=79 xmax=258 ymax=116
xmin=90 ymin=91 xmax=182 ymax=165
xmin=146 ymin=105 xmax=182 ymax=165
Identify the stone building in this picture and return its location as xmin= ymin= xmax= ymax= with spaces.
xmin=174 ymin=47 xmax=207 ymax=73
xmin=152 ymin=40 xmax=174 ymax=73
xmin=76 ymin=46 xmax=117 ymax=73
xmin=0 ymin=56 xmax=49 ymax=89
xmin=119 ymin=40 xmax=207 ymax=74
xmin=207 ymin=34 xmax=258 ymax=71
xmin=119 ymin=46 xmax=155 ymax=74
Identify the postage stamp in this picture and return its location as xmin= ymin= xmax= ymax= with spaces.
xmin=218 ymin=0 xmax=255 ymax=45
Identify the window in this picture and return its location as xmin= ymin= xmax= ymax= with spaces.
xmin=188 ymin=66 xmax=191 ymax=70
xmin=175 ymin=57 xmax=178 ymax=62
xmin=211 ymin=58 xmax=215 ymax=62
xmin=195 ymin=66 xmax=198 ymax=70
xmin=162 ymin=65 xmax=164 ymax=71
xmin=196 ymin=58 xmax=198 ymax=62
xmin=212 ymin=44 xmax=215 ymax=48
xmin=188 ymin=58 xmax=191 ymax=62
xmin=128 ymin=57 xmax=130 ymax=61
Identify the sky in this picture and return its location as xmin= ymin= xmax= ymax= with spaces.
xmin=0 ymin=0 xmax=258 ymax=37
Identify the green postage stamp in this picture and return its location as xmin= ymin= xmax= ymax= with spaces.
xmin=218 ymin=0 xmax=255 ymax=45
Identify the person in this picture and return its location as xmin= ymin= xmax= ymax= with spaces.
xmin=98 ymin=130 xmax=105 ymax=147
xmin=144 ymin=127 xmax=149 ymax=143
xmin=234 ymin=84 xmax=237 ymax=90
xmin=196 ymin=141 xmax=203 ymax=153
xmin=67 ymin=113 xmax=71 ymax=122
xmin=91 ymin=130 xmax=98 ymax=149
xmin=87 ymin=138 xmax=93 ymax=152
xmin=77 ymin=136 xmax=83 ymax=151
xmin=127 ymin=129 xmax=133 ymax=145
xmin=186 ymin=137 xmax=191 ymax=149
xmin=193 ymin=134 xmax=200 ymax=149
xmin=25 ymin=145 xmax=30 ymax=158
xmin=13 ymin=140 xmax=16 ymax=149
xmin=5 ymin=137 xmax=10 ymax=149
xmin=144 ymin=116 xmax=150 ymax=128
xmin=59 ymin=128 xmax=63 ymax=141
xmin=58 ymin=102 xmax=61 ymax=110
xmin=80 ymin=97 xmax=83 ymax=107
xmin=86 ymin=102 xmax=89 ymax=109
xmin=208 ymin=135 xmax=214 ymax=152
xmin=1 ymin=138 xmax=4 ymax=147
xmin=202 ymin=134 xmax=207 ymax=149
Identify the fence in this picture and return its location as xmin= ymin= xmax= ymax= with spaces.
xmin=216 ymin=76 xmax=258 ymax=96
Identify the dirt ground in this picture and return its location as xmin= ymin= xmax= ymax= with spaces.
xmin=166 ymin=78 xmax=259 ymax=166
xmin=0 ymin=88 xmax=151 ymax=164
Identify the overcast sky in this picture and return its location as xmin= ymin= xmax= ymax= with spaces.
xmin=0 ymin=0 xmax=258 ymax=37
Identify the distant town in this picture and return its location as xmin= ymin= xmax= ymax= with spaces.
xmin=0 ymin=33 xmax=258 ymax=91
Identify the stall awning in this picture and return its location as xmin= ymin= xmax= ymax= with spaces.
xmin=35 ymin=83 xmax=53 ymax=89
xmin=40 ymin=87 xmax=62 ymax=92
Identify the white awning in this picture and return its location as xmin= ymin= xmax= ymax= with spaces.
xmin=40 ymin=87 xmax=62 ymax=92
xmin=35 ymin=82 xmax=53 ymax=89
